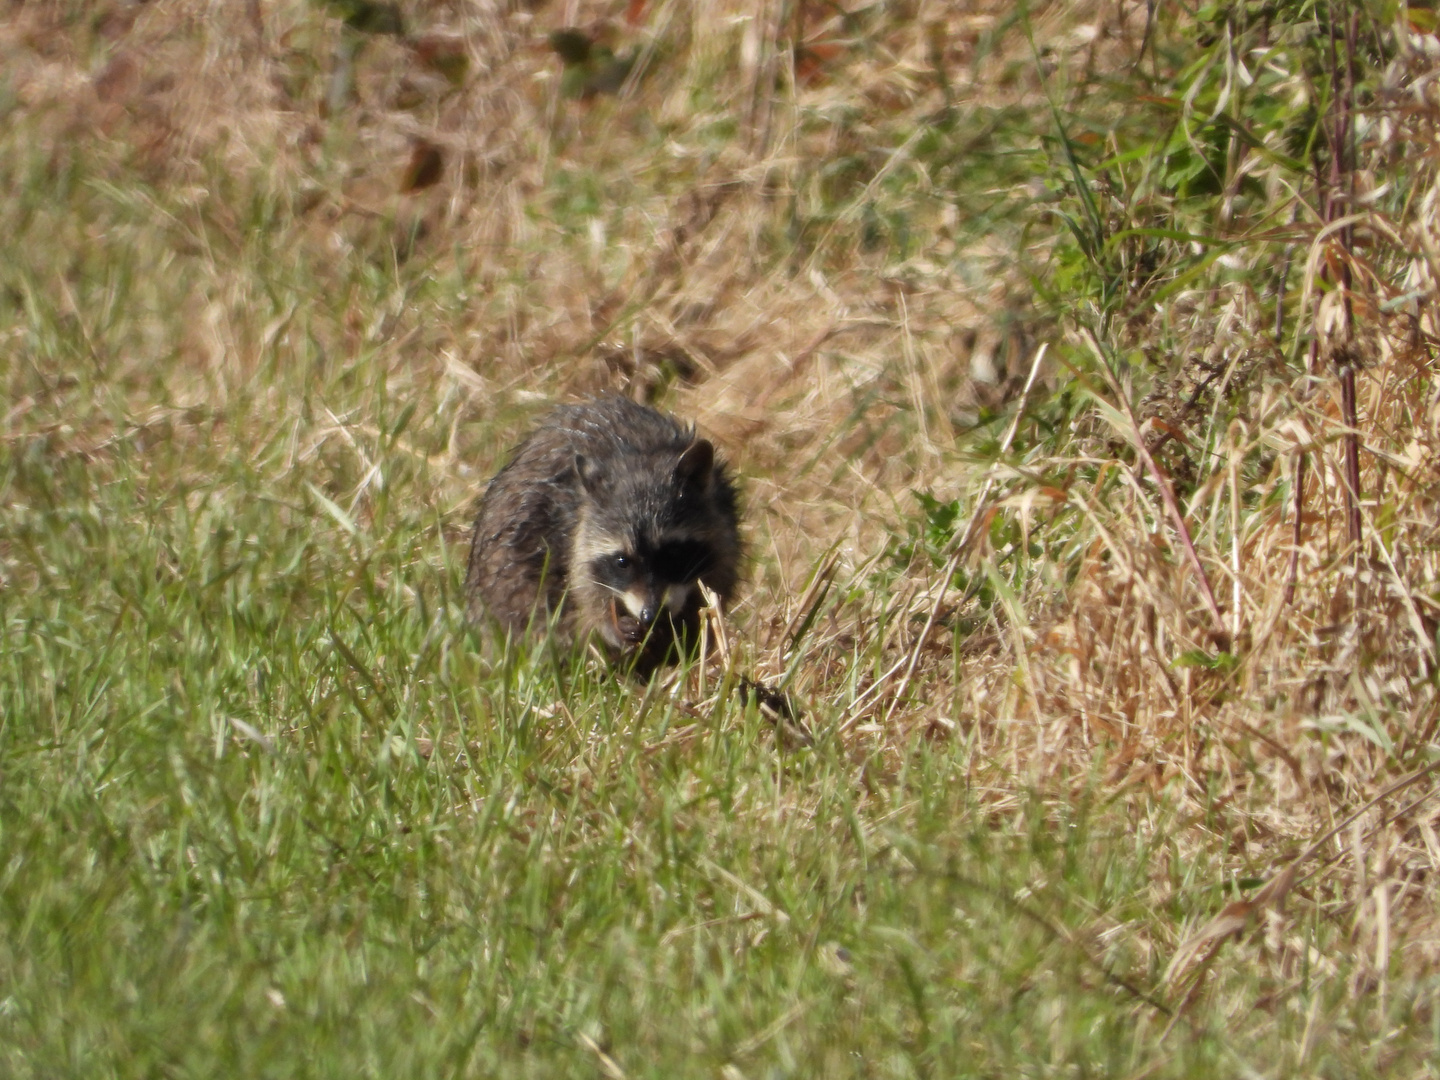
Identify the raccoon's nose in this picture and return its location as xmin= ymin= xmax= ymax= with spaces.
xmin=638 ymin=603 xmax=658 ymax=625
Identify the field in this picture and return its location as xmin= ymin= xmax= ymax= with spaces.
xmin=4 ymin=0 xmax=1440 ymax=1075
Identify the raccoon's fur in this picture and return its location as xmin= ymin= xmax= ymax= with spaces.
xmin=465 ymin=397 xmax=742 ymax=673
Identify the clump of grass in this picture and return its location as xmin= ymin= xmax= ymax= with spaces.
xmin=3 ymin=0 xmax=1440 ymax=1075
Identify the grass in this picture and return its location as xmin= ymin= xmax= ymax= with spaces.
xmin=4 ymin=0 xmax=1440 ymax=1075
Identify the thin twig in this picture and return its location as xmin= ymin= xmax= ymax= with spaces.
xmin=1283 ymin=450 xmax=1306 ymax=606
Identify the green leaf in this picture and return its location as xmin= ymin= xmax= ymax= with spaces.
xmin=1171 ymin=650 xmax=1238 ymax=672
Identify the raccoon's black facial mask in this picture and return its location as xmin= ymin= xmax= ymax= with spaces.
xmin=589 ymin=552 xmax=638 ymax=591
xmin=650 ymin=539 xmax=714 ymax=584
xmin=587 ymin=540 xmax=713 ymax=592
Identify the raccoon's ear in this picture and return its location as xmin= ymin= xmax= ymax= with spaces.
xmin=675 ymin=439 xmax=715 ymax=492
xmin=574 ymin=453 xmax=604 ymax=496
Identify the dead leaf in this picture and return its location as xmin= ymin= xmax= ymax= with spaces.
xmin=411 ymin=35 xmax=469 ymax=86
xmin=400 ymin=140 xmax=444 ymax=193
xmin=94 ymin=52 xmax=139 ymax=104
xmin=1164 ymin=899 xmax=1255 ymax=987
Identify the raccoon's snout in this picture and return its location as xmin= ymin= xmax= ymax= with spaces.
xmin=610 ymin=584 xmax=686 ymax=651
xmin=622 ymin=583 xmax=690 ymax=627
xmin=621 ymin=586 xmax=661 ymax=630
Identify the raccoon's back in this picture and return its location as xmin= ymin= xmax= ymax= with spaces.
xmin=464 ymin=424 xmax=586 ymax=629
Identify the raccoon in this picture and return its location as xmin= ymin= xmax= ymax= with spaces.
xmin=465 ymin=397 xmax=742 ymax=673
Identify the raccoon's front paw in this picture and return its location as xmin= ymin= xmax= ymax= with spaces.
xmin=605 ymin=600 xmax=648 ymax=647
xmin=614 ymin=614 xmax=647 ymax=645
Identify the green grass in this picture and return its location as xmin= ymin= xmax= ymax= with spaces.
xmin=4 ymin=0 xmax=1440 ymax=1075
xmin=0 ymin=434 xmax=1422 ymax=1076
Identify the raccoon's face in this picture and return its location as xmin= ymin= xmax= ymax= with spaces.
xmin=570 ymin=439 xmax=726 ymax=655
xmin=581 ymin=537 xmax=717 ymax=645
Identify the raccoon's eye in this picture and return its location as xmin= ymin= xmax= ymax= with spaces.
xmin=612 ymin=554 xmax=631 ymax=571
